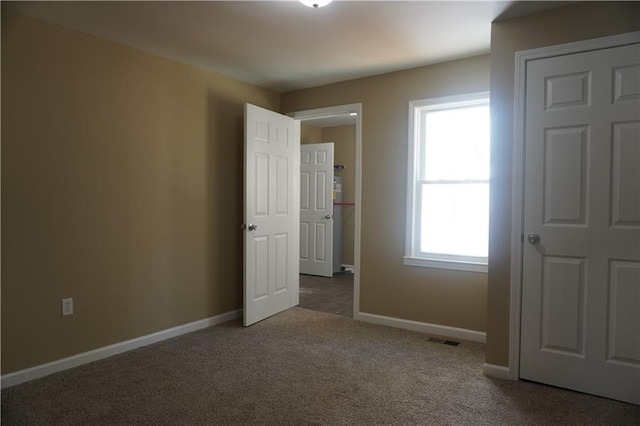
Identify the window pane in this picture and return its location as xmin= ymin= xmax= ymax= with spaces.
xmin=420 ymin=183 xmax=489 ymax=257
xmin=422 ymin=105 xmax=490 ymax=181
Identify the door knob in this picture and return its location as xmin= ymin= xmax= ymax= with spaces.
xmin=325 ymin=215 xmax=332 ymax=219
xmin=527 ymin=234 xmax=540 ymax=245
xmin=248 ymin=224 xmax=258 ymax=231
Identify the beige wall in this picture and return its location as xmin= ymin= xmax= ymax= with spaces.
xmin=300 ymin=123 xmax=323 ymax=144
xmin=1 ymin=10 xmax=280 ymax=373
xmin=323 ymin=125 xmax=356 ymax=266
xmin=487 ymin=1 xmax=640 ymax=366
xmin=283 ymin=56 xmax=490 ymax=332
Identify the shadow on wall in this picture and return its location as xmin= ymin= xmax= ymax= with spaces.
xmin=205 ymin=92 xmax=248 ymax=315
xmin=494 ymin=1 xmax=572 ymax=21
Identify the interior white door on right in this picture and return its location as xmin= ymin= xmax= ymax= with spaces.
xmin=300 ymin=143 xmax=334 ymax=277
xmin=520 ymin=42 xmax=640 ymax=404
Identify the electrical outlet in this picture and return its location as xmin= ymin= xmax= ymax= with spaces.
xmin=62 ymin=298 xmax=74 ymax=316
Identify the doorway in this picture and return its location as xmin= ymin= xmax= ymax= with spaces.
xmin=288 ymin=104 xmax=362 ymax=319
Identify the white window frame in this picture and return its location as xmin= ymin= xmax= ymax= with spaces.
xmin=404 ymin=91 xmax=490 ymax=273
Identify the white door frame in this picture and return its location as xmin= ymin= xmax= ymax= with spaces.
xmin=287 ymin=103 xmax=363 ymax=317
xmin=508 ymin=31 xmax=640 ymax=380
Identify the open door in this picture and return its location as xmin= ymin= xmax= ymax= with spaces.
xmin=300 ymin=143 xmax=334 ymax=277
xmin=244 ymin=104 xmax=300 ymax=326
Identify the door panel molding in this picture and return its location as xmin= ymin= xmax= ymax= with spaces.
xmin=508 ymin=31 xmax=640 ymax=383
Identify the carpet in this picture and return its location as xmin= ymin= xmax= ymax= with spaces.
xmin=2 ymin=308 xmax=638 ymax=425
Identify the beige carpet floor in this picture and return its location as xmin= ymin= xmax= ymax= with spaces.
xmin=2 ymin=307 xmax=638 ymax=425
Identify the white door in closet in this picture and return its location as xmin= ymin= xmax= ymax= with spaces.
xmin=520 ymin=42 xmax=640 ymax=405
xmin=243 ymin=103 xmax=300 ymax=326
xmin=300 ymin=143 xmax=334 ymax=277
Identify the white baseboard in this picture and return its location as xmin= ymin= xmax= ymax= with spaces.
xmin=482 ymin=363 xmax=514 ymax=380
xmin=1 ymin=309 xmax=242 ymax=389
xmin=355 ymin=311 xmax=486 ymax=343
xmin=341 ymin=264 xmax=354 ymax=272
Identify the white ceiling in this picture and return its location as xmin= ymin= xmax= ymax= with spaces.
xmin=3 ymin=1 xmax=573 ymax=93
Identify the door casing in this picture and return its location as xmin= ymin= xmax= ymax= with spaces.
xmin=506 ymin=31 xmax=640 ymax=381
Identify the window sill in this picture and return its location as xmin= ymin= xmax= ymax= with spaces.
xmin=403 ymin=256 xmax=487 ymax=273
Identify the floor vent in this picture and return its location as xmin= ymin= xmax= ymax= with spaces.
xmin=429 ymin=337 xmax=460 ymax=346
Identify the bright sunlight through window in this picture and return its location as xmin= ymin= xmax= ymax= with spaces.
xmin=404 ymin=92 xmax=490 ymax=273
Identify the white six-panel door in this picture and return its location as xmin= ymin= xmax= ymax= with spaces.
xmin=244 ymin=104 xmax=300 ymax=326
xmin=520 ymin=43 xmax=640 ymax=404
xmin=300 ymin=143 xmax=334 ymax=277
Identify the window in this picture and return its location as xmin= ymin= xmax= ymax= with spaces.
xmin=404 ymin=92 xmax=490 ymax=273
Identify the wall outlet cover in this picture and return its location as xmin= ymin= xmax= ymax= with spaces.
xmin=62 ymin=298 xmax=73 ymax=316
